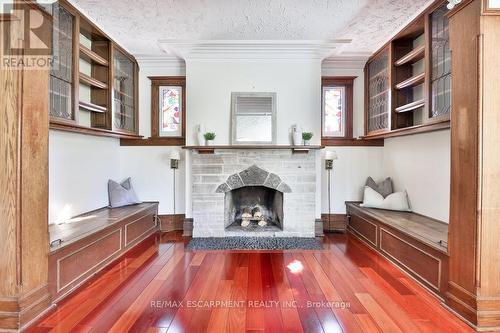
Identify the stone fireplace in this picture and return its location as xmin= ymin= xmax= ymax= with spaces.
xmin=219 ymin=166 xmax=291 ymax=232
xmin=190 ymin=149 xmax=318 ymax=237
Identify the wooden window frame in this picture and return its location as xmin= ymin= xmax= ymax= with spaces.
xmin=321 ymin=77 xmax=355 ymax=146
xmin=149 ymin=76 xmax=186 ymax=146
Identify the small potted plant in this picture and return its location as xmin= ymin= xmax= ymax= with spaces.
xmin=204 ymin=132 xmax=216 ymax=146
xmin=302 ymin=132 xmax=313 ymax=146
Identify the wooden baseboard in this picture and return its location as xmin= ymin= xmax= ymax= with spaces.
xmin=183 ymin=218 xmax=194 ymax=236
xmin=446 ymin=282 xmax=500 ymax=329
xmin=322 ymin=214 xmax=347 ymax=232
xmin=159 ymin=214 xmax=185 ymax=232
xmin=0 ymin=285 xmax=51 ymax=330
xmin=315 ymin=219 xmax=324 ymax=237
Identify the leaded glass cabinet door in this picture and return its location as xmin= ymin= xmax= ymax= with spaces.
xmin=49 ymin=3 xmax=75 ymax=123
xmin=366 ymin=47 xmax=391 ymax=134
xmin=429 ymin=3 xmax=451 ymax=120
xmin=112 ymin=48 xmax=136 ymax=133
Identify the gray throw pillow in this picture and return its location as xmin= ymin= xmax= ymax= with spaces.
xmin=365 ymin=176 xmax=393 ymax=198
xmin=108 ymin=177 xmax=141 ymax=208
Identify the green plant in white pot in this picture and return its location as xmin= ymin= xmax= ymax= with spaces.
xmin=204 ymin=132 xmax=216 ymax=146
xmin=302 ymin=132 xmax=313 ymax=146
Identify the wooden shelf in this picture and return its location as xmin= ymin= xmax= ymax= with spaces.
xmin=79 ymin=101 xmax=107 ymax=113
xmin=180 ymin=145 xmax=325 ymax=154
xmin=321 ymin=138 xmax=384 ymax=147
xmin=362 ymin=120 xmax=450 ymax=140
xmin=183 ymin=145 xmax=324 ymax=150
xmin=50 ymin=122 xmax=142 ymax=140
xmin=120 ymin=137 xmax=186 ymax=147
xmin=79 ymin=73 xmax=108 ymax=90
xmin=395 ymin=99 xmax=426 ymax=113
xmin=79 ymin=45 xmax=109 ymax=66
xmin=395 ymin=72 xmax=425 ymax=90
xmin=395 ymin=45 xmax=425 ymax=66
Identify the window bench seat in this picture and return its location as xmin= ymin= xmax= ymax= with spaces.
xmin=345 ymin=202 xmax=448 ymax=298
xmin=48 ymin=202 xmax=159 ymax=302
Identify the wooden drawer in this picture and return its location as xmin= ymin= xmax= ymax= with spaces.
xmin=348 ymin=214 xmax=378 ymax=248
xmin=379 ymin=228 xmax=442 ymax=292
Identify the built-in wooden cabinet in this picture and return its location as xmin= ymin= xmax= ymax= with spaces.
xmin=446 ymin=0 xmax=500 ymax=328
xmin=48 ymin=2 xmax=77 ymax=124
xmin=365 ymin=47 xmax=391 ymax=135
xmin=47 ymin=0 xmax=139 ymax=139
xmin=364 ymin=0 xmax=452 ymax=139
xmin=112 ymin=47 xmax=137 ymax=134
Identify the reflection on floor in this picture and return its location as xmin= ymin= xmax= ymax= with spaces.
xmin=27 ymin=232 xmax=474 ymax=332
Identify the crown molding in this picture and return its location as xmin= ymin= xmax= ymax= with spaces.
xmin=322 ymin=54 xmax=370 ymax=71
xmin=135 ymin=55 xmax=186 ymax=70
xmin=157 ymin=39 xmax=352 ymax=61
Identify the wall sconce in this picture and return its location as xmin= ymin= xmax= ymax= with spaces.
xmin=325 ymin=150 xmax=339 ymax=232
xmin=170 ymin=151 xmax=180 ymax=169
xmin=325 ymin=150 xmax=338 ymax=170
xmin=169 ymin=151 xmax=181 ymax=215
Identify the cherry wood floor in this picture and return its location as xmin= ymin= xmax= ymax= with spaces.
xmin=28 ymin=232 xmax=475 ymax=333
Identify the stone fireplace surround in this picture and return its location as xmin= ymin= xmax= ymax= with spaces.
xmin=190 ymin=149 xmax=317 ymax=237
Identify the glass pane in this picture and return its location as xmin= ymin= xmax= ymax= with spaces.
xmin=367 ymin=49 xmax=390 ymax=132
xmin=236 ymin=115 xmax=273 ymax=142
xmin=430 ymin=4 xmax=452 ymax=118
xmin=159 ymin=86 xmax=182 ymax=136
xmin=49 ymin=4 xmax=74 ymax=120
xmin=113 ymin=50 xmax=135 ymax=132
xmin=323 ymin=86 xmax=345 ymax=137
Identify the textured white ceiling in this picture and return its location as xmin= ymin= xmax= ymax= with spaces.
xmin=69 ymin=0 xmax=432 ymax=57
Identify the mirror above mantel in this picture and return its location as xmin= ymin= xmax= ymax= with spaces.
xmin=231 ymin=92 xmax=277 ymax=145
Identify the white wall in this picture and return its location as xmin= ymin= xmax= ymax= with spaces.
xmin=48 ymin=130 xmax=121 ymax=224
xmin=186 ymin=60 xmax=322 ymax=145
xmin=321 ymin=147 xmax=384 ymax=214
xmin=118 ymin=147 xmax=185 ymax=215
xmin=383 ymin=130 xmax=450 ymax=222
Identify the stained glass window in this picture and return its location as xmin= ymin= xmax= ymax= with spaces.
xmin=322 ymin=86 xmax=345 ymax=137
xmin=159 ymin=86 xmax=182 ymax=137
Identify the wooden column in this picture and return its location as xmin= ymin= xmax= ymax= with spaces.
xmin=0 ymin=7 xmax=51 ymax=331
xmin=447 ymin=0 xmax=500 ymax=329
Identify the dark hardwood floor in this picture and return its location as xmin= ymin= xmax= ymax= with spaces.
xmin=27 ymin=232 xmax=474 ymax=332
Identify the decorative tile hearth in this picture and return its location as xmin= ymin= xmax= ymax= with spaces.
xmin=190 ymin=149 xmax=317 ymax=238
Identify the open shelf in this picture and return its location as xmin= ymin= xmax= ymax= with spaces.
xmin=79 ymin=45 xmax=109 ymax=67
xmin=395 ymin=99 xmax=426 ymax=113
xmin=79 ymin=73 xmax=108 ymax=90
xmin=395 ymin=72 xmax=425 ymax=90
xmin=395 ymin=45 xmax=425 ymax=66
xmin=79 ymin=100 xmax=107 ymax=113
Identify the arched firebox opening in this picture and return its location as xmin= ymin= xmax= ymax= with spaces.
xmin=224 ymin=186 xmax=284 ymax=231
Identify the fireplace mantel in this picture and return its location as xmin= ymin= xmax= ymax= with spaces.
xmin=182 ymin=145 xmax=324 ymax=154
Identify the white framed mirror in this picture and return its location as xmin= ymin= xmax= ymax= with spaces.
xmin=231 ymin=92 xmax=277 ymax=145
